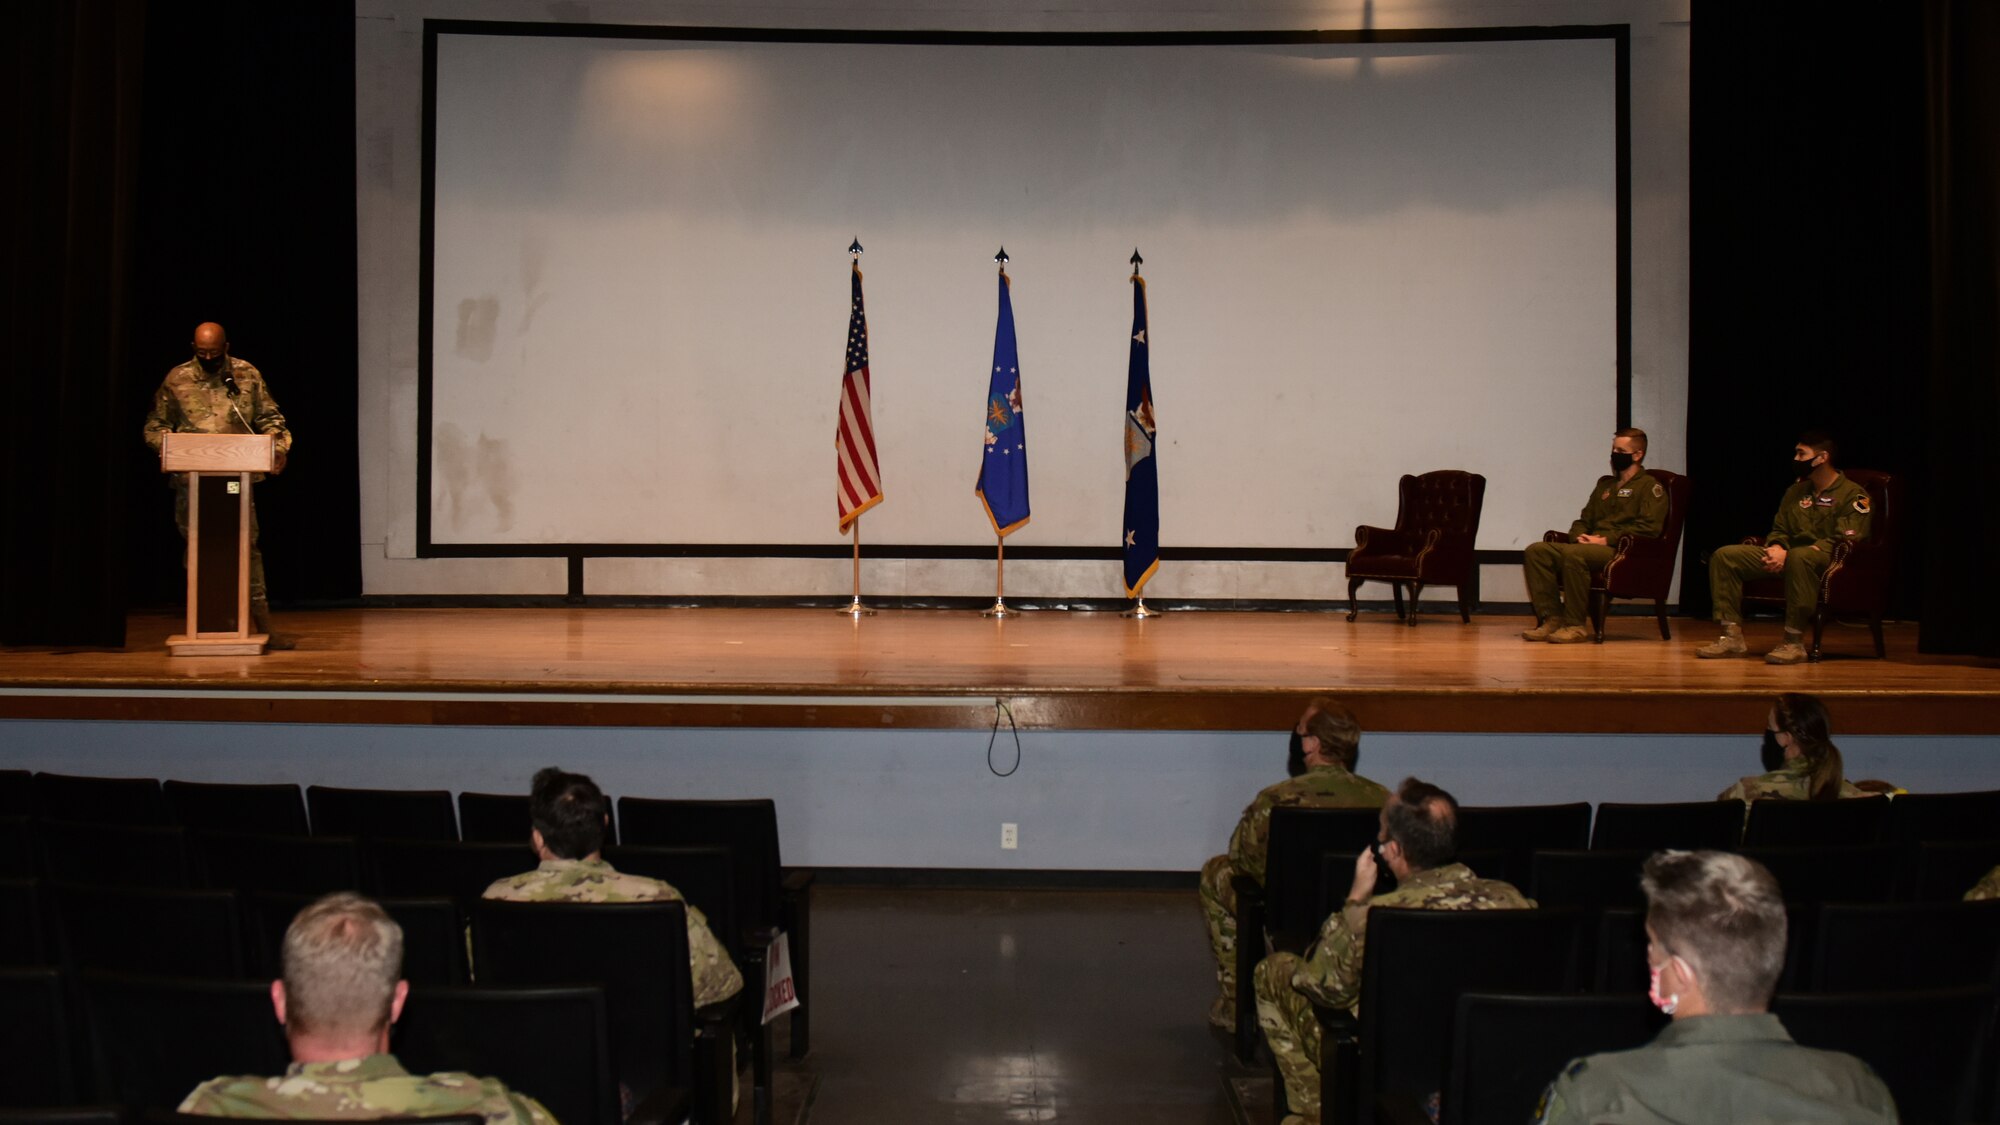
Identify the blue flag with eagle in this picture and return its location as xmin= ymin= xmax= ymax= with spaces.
xmin=1122 ymin=272 xmax=1159 ymax=596
xmin=976 ymin=269 xmax=1030 ymax=536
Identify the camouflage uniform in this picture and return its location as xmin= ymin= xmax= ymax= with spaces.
xmin=1533 ymin=1013 xmax=1897 ymax=1124
xmin=179 ymin=1053 xmax=555 ymax=1125
xmin=1967 ymin=865 xmax=2000 ymax=902
xmin=1199 ymin=765 xmax=1389 ymax=1022
xmin=1717 ymin=757 xmax=1866 ymax=803
xmin=1253 ymin=863 xmax=1532 ymax=1121
xmin=1709 ymin=473 xmax=1872 ymax=632
xmin=483 ymin=857 xmax=744 ymax=1007
xmin=142 ymin=356 xmax=292 ymax=617
xmin=1523 ymin=470 xmax=1670 ymax=626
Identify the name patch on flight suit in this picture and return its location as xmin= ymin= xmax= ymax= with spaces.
xmin=1815 ymin=495 xmax=1835 ymax=507
xmin=1617 ymin=488 xmax=1633 ymax=497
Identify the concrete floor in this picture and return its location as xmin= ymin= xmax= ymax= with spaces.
xmin=802 ymin=885 xmax=1238 ymax=1124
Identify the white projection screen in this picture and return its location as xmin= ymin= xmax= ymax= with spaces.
xmin=423 ymin=27 xmax=1621 ymax=558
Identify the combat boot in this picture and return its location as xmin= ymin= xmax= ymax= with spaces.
xmin=1696 ymin=622 xmax=1746 ymax=658
xmin=252 ymin=605 xmax=298 ymax=651
xmin=1521 ymin=618 xmax=1561 ymax=641
xmin=1546 ymin=625 xmax=1594 ymax=644
xmin=1764 ymin=631 xmax=1809 ymax=665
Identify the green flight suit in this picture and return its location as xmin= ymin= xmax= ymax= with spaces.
xmin=1523 ymin=470 xmax=1670 ymax=625
xmin=1534 ymin=1013 xmax=1897 ymax=1124
xmin=1710 ymin=473 xmax=1872 ymax=632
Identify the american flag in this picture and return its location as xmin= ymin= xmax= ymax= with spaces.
xmin=837 ymin=260 xmax=883 ymax=529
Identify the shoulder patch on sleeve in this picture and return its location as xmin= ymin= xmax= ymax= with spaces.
xmin=1852 ymin=495 xmax=1871 ymax=514
xmin=1652 ymin=483 xmax=1663 ymax=498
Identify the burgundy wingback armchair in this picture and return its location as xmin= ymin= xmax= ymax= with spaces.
xmin=1345 ymin=470 xmax=1487 ymax=626
xmin=1541 ymin=469 xmax=1690 ymax=642
xmin=1741 ymin=468 xmax=1898 ymax=660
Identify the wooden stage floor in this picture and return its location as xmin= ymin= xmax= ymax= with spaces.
xmin=2 ymin=608 xmax=1997 ymax=734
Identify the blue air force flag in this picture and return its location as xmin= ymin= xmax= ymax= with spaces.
xmin=975 ymin=269 xmax=1031 ymax=537
xmin=1122 ymin=273 xmax=1159 ymax=596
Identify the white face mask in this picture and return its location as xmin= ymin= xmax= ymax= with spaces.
xmin=1648 ymin=963 xmax=1679 ymax=1015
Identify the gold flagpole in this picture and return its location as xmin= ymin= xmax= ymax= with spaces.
xmin=983 ymin=534 xmax=1011 ymax=617
xmin=841 ymin=517 xmax=874 ymax=617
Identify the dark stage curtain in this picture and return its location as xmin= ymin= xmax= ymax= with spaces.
xmin=1920 ymin=2 xmax=2000 ymax=658
xmin=124 ymin=1 xmax=361 ymax=615
xmin=1686 ymin=5 xmax=2000 ymax=655
xmin=2 ymin=0 xmax=148 ymax=646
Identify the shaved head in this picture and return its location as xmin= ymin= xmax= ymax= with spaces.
xmin=193 ymin=322 xmax=228 ymax=357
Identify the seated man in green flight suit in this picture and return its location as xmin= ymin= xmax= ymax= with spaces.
xmin=1698 ymin=431 xmax=1871 ymax=665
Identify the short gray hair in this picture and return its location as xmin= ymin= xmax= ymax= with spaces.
xmin=1642 ymin=850 xmax=1786 ymax=1013
xmin=281 ymin=892 xmax=403 ymax=1038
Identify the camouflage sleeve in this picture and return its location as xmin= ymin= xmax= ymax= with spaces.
xmin=143 ymin=382 xmax=178 ymax=455
xmin=499 ymin=1088 xmax=560 ymax=1125
xmin=1967 ymin=865 xmax=2000 ymax=902
xmin=176 ymin=1081 xmax=225 ymax=1115
xmin=1227 ymin=803 xmax=1270 ymax=886
xmin=248 ymin=371 xmax=292 ymax=456
xmin=1292 ymin=901 xmax=1367 ymax=1010
xmin=685 ymin=901 xmax=745 ymax=1007
xmin=1718 ymin=778 xmax=1749 ymax=802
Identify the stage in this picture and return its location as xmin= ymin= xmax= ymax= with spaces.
xmin=3 ymin=607 xmax=1996 ymax=735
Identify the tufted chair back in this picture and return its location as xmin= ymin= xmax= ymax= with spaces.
xmin=1394 ymin=470 xmax=1486 ymax=539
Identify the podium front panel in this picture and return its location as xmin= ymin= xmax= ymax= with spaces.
xmin=195 ymin=475 xmax=244 ymax=634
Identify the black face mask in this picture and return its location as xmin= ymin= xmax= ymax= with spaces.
xmin=1286 ymin=730 xmax=1307 ymax=778
xmin=1761 ymin=730 xmax=1787 ymax=773
xmin=1793 ymin=455 xmax=1818 ymax=479
xmin=1609 ymin=451 xmax=1635 ymax=474
xmin=197 ymin=354 xmax=225 ymax=375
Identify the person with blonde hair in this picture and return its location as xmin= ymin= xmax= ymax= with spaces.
xmin=1534 ymin=851 xmax=1894 ymax=1123
xmin=1719 ymin=693 xmax=1866 ymax=803
xmin=181 ymin=892 xmax=556 ymax=1124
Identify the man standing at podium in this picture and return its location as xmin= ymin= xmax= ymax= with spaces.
xmin=143 ymin=321 xmax=295 ymax=648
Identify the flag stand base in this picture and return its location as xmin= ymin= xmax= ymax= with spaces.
xmin=838 ymin=597 xmax=876 ymax=618
xmin=1121 ymin=598 xmax=1160 ymax=619
xmin=982 ymin=598 xmax=1014 ymax=618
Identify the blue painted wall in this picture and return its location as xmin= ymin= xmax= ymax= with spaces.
xmin=3 ymin=720 xmax=1995 ymax=870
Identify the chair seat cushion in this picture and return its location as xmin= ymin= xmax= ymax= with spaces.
xmin=1347 ymin=554 xmax=1419 ymax=579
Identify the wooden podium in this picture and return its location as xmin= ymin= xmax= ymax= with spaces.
xmin=161 ymin=432 xmax=273 ymax=656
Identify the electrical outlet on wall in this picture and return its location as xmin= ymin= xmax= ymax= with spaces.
xmin=1001 ymin=822 xmax=1018 ymax=849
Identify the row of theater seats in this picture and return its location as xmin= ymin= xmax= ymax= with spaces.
xmin=3 ymin=906 xmax=723 ymax=1125
xmin=0 ymin=770 xmax=812 ymax=1125
xmin=1231 ymin=795 xmax=2000 ymax=1124
xmin=1306 ymin=908 xmax=1999 ymax=1125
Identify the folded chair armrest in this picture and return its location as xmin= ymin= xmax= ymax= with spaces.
xmin=1314 ymin=1001 xmax=1362 ymax=1125
xmin=1741 ymin=535 xmax=1765 ymax=547
xmin=781 ymin=868 xmax=815 ymax=895
xmin=1542 ymin=530 xmax=1569 ymax=543
xmin=1352 ymin=526 xmax=1431 ymax=557
xmin=1612 ymin=532 xmax=1671 ymax=559
xmin=692 ymin=1001 xmax=737 ymax=1125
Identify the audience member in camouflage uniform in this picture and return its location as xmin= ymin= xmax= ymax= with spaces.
xmin=1254 ymin=778 xmax=1531 ymax=1125
xmin=1534 ymin=851 xmax=1895 ymax=1124
xmin=1967 ymin=866 xmax=2000 ymax=901
xmin=180 ymin=892 xmax=555 ymax=1125
xmin=1698 ymin=431 xmax=1872 ymax=665
xmin=1200 ymin=701 xmax=1389 ymax=1028
xmin=481 ymin=767 xmax=743 ymax=1008
xmin=142 ymin=322 xmax=297 ymax=648
xmin=1718 ymin=693 xmax=1866 ymax=803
